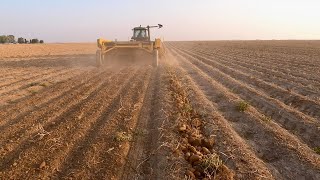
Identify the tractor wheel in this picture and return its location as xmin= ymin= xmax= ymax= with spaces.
xmin=96 ymin=50 xmax=102 ymax=67
xmin=153 ymin=49 xmax=159 ymax=67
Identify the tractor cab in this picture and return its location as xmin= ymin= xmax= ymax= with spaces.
xmin=131 ymin=24 xmax=163 ymax=42
xmin=132 ymin=26 xmax=149 ymax=42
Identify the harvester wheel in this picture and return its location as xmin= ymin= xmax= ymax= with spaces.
xmin=96 ymin=50 xmax=102 ymax=67
xmin=153 ymin=50 xmax=159 ymax=67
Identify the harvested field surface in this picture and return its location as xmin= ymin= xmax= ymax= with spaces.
xmin=0 ymin=41 xmax=319 ymax=179
xmin=0 ymin=43 xmax=96 ymax=58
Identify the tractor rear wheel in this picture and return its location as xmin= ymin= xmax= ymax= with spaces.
xmin=153 ymin=50 xmax=159 ymax=67
xmin=96 ymin=50 xmax=102 ymax=67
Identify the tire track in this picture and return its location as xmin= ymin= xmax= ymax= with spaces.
xmin=122 ymin=66 xmax=169 ymax=179
xmin=77 ymin=68 xmax=152 ymax=179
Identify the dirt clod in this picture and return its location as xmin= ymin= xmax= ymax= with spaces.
xmin=189 ymin=137 xmax=202 ymax=147
xmin=189 ymin=146 xmax=198 ymax=154
xmin=179 ymin=124 xmax=187 ymax=132
xmin=202 ymin=147 xmax=211 ymax=155
xmin=202 ymin=138 xmax=215 ymax=149
xmin=191 ymin=118 xmax=202 ymax=128
xmin=185 ymin=170 xmax=196 ymax=179
xmin=39 ymin=161 xmax=46 ymax=169
xmin=189 ymin=154 xmax=201 ymax=164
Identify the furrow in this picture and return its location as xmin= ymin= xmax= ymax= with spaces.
xmin=0 ymin=68 xmax=34 ymax=81
xmin=206 ymin=47 xmax=320 ymax=88
xmin=0 ymin=69 xmax=84 ymax=104
xmin=0 ymin=70 xmax=115 ymax=149
xmin=52 ymin=67 xmax=151 ymax=179
xmin=0 ymin=68 xmax=80 ymax=96
xmin=172 ymin=43 xmax=319 ymax=96
xmin=0 ymin=67 xmax=139 ymax=179
xmin=177 ymin=44 xmax=320 ymax=99
xmin=176 ymin=46 xmax=320 ymax=120
xmin=169 ymin=48 xmax=320 ymax=179
xmin=122 ymin=66 xmax=168 ymax=179
xmin=0 ymin=69 xmax=103 ymax=125
xmin=0 ymin=68 xmax=66 ymax=89
xmin=170 ymin=45 xmax=320 ymax=149
xmin=165 ymin=49 xmax=275 ymax=179
xmin=203 ymin=47 xmax=320 ymax=94
xmin=187 ymin=43 xmax=320 ymax=82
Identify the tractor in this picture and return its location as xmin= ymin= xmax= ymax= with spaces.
xmin=96 ymin=24 xmax=164 ymax=67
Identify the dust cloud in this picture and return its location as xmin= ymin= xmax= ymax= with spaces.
xmin=100 ymin=48 xmax=154 ymax=70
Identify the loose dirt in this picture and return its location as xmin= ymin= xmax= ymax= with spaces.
xmin=0 ymin=43 xmax=96 ymax=58
xmin=0 ymin=41 xmax=319 ymax=179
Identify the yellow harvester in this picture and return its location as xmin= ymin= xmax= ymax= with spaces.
xmin=96 ymin=24 xmax=164 ymax=67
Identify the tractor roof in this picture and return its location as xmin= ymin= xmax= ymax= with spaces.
xmin=133 ymin=26 xmax=147 ymax=30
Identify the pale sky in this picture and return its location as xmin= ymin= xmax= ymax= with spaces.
xmin=1 ymin=0 xmax=319 ymax=42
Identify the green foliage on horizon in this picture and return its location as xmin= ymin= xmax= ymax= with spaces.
xmin=0 ymin=35 xmax=16 ymax=43
xmin=0 ymin=35 xmax=8 ymax=43
xmin=0 ymin=35 xmax=43 ymax=44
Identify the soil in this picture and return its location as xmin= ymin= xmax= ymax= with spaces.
xmin=0 ymin=41 xmax=319 ymax=179
xmin=0 ymin=43 xmax=96 ymax=58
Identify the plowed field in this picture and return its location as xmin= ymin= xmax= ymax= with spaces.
xmin=0 ymin=42 xmax=319 ymax=179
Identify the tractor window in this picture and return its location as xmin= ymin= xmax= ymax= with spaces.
xmin=134 ymin=30 xmax=147 ymax=38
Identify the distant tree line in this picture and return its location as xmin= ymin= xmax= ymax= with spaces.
xmin=0 ymin=35 xmax=44 ymax=44
xmin=0 ymin=35 xmax=15 ymax=43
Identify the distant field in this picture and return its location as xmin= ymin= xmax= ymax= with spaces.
xmin=0 ymin=43 xmax=97 ymax=106
xmin=0 ymin=41 xmax=319 ymax=179
xmin=0 ymin=43 xmax=96 ymax=58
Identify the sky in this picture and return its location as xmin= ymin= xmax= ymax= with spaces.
xmin=1 ymin=0 xmax=320 ymax=42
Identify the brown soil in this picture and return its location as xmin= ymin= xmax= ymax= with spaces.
xmin=0 ymin=42 xmax=319 ymax=179
xmin=0 ymin=43 xmax=96 ymax=58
